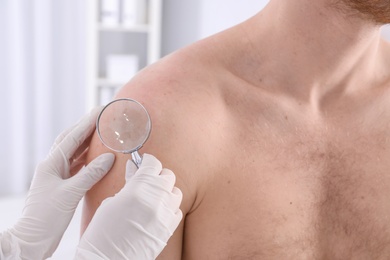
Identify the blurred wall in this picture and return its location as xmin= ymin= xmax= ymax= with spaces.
xmin=161 ymin=0 xmax=269 ymax=56
xmin=0 ymin=0 xmax=88 ymax=196
xmin=383 ymin=25 xmax=390 ymax=41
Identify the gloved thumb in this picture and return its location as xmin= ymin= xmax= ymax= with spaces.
xmin=69 ymin=153 xmax=115 ymax=191
xmin=125 ymin=159 xmax=138 ymax=182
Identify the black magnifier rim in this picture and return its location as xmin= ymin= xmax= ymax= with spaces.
xmin=96 ymin=98 xmax=152 ymax=154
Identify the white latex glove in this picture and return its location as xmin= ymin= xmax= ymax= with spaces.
xmin=74 ymin=154 xmax=183 ymax=260
xmin=0 ymin=107 xmax=115 ymax=260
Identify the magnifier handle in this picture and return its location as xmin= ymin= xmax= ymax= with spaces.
xmin=131 ymin=151 xmax=142 ymax=168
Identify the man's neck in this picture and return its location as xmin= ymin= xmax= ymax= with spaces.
xmin=238 ymin=0 xmax=387 ymax=105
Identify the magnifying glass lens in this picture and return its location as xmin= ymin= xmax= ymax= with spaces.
xmin=97 ymin=99 xmax=151 ymax=154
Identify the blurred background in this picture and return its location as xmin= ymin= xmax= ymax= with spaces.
xmin=0 ymin=0 xmax=269 ymax=259
xmin=0 ymin=0 xmax=389 ymax=259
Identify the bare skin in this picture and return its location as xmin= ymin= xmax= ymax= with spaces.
xmin=82 ymin=0 xmax=390 ymax=259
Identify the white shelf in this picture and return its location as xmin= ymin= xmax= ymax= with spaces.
xmin=98 ymin=23 xmax=150 ymax=33
xmin=97 ymin=78 xmax=127 ymax=87
xmin=86 ymin=0 xmax=162 ymax=109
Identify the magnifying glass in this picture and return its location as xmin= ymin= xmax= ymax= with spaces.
xmin=96 ymin=98 xmax=151 ymax=167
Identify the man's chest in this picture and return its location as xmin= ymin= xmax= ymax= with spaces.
xmin=184 ymin=125 xmax=390 ymax=259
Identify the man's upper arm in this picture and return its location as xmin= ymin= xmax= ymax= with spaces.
xmin=81 ymin=72 xmax=199 ymax=258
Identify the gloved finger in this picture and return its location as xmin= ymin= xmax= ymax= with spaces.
xmin=137 ymin=153 xmax=162 ymax=176
xmin=70 ymin=159 xmax=85 ymax=177
xmin=160 ymin=187 xmax=183 ymax=215
xmin=69 ymin=153 xmax=115 ymax=191
xmin=50 ymin=123 xmax=77 ymax=153
xmin=169 ymin=187 xmax=183 ymax=210
xmin=155 ymin=187 xmax=182 ymax=224
xmin=54 ymin=107 xmax=100 ymax=162
xmin=172 ymin=209 xmax=183 ymax=230
xmin=159 ymin=168 xmax=176 ymax=191
xmin=157 ymin=207 xmax=183 ymax=242
xmin=125 ymin=159 xmax=138 ymax=182
xmin=55 ymin=134 xmax=92 ymax=180
xmin=175 ymin=209 xmax=183 ymax=225
xmin=167 ymin=208 xmax=183 ymax=235
xmin=50 ymin=107 xmax=102 ymax=153
xmin=69 ymin=132 xmax=93 ymax=164
xmin=48 ymin=126 xmax=94 ymax=179
xmin=70 ymin=149 xmax=89 ymax=177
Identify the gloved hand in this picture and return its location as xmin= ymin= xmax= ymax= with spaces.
xmin=0 ymin=107 xmax=115 ymax=260
xmin=74 ymin=154 xmax=183 ymax=260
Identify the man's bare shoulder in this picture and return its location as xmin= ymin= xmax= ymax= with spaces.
xmin=117 ymin=43 xmax=225 ymax=134
xmin=115 ymin=45 xmax=229 ymax=209
xmin=118 ymin=40 xmax=225 ymax=100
